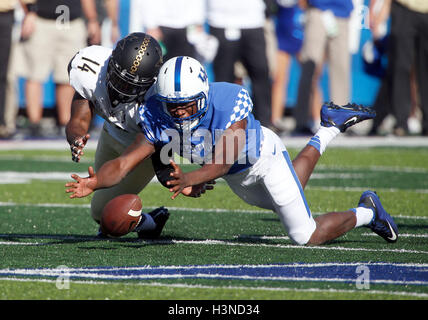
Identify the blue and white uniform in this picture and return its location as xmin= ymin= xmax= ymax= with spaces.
xmin=139 ymin=82 xmax=262 ymax=174
xmin=138 ymin=81 xmax=316 ymax=245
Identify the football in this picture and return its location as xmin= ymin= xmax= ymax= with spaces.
xmin=100 ymin=194 xmax=143 ymax=237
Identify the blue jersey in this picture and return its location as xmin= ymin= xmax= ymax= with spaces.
xmin=138 ymin=82 xmax=263 ymax=175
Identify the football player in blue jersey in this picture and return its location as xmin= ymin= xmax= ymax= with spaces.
xmin=66 ymin=56 xmax=398 ymax=245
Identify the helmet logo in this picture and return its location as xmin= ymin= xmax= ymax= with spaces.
xmin=198 ymin=67 xmax=207 ymax=83
xmin=130 ymin=37 xmax=151 ymax=74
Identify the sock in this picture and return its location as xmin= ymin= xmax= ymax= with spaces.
xmin=351 ymin=207 xmax=375 ymax=227
xmin=307 ymin=126 xmax=340 ymax=155
xmin=134 ymin=213 xmax=156 ymax=232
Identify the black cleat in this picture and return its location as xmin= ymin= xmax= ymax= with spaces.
xmin=137 ymin=207 xmax=170 ymax=239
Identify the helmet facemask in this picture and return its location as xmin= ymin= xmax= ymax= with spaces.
xmin=158 ymin=92 xmax=207 ymax=131
xmin=155 ymin=56 xmax=210 ymax=131
xmin=106 ymin=32 xmax=163 ymax=107
xmin=106 ymin=58 xmax=155 ymax=107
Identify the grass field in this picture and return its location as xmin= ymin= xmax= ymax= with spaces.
xmin=0 ymin=142 xmax=427 ymax=305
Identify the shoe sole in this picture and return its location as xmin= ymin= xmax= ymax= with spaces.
xmin=322 ymin=103 xmax=376 ymax=132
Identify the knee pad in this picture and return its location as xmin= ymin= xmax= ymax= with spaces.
xmin=289 ymin=230 xmax=312 ymax=246
xmin=288 ymin=221 xmax=316 ymax=246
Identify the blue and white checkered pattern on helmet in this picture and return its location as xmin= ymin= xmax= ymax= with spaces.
xmin=225 ymin=88 xmax=253 ymax=129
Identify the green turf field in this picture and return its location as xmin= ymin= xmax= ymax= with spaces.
xmin=0 ymin=146 xmax=427 ymax=302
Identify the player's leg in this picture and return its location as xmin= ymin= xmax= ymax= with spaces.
xmin=308 ymin=211 xmax=357 ymax=245
xmin=308 ymin=190 xmax=398 ymax=244
xmin=259 ymin=131 xmax=316 ymax=244
xmin=268 ymin=147 xmax=353 ymax=245
xmin=224 ymin=127 xmax=316 ymax=244
xmin=241 ymin=127 xmax=396 ymax=245
xmin=270 ymin=146 xmax=395 ymax=245
xmin=293 ymin=102 xmax=376 ymax=189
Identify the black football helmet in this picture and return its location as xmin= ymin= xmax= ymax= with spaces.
xmin=106 ymin=32 xmax=163 ymax=106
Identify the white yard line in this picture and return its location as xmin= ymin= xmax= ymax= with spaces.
xmin=0 ymin=241 xmax=41 ymax=246
xmin=362 ymin=233 xmax=428 ymax=238
xmin=306 ymin=185 xmax=428 ymax=194
xmin=16 ymin=261 xmax=428 ymax=271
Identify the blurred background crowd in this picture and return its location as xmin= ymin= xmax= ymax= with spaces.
xmin=0 ymin=0 xmax=427 ymax=140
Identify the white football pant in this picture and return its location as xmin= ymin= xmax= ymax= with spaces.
xmin=223 ymin=126 xmax=317 ymax=245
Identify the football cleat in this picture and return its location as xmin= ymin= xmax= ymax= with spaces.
xmin=137 ymin=206 xmax=170 ymax=239
xmin=321 ymin=102 xmax=376 ymax=132
xmin=358 ymin=190 xmax=398 ymax=243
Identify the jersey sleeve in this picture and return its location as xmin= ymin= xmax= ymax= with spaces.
xmin=224 ymin=87 xmax=253 ymax=129
xmin=68 ymin=46 xmax=111 ymax=100
xmin=137 ymin=104 xmax=157 ymax=144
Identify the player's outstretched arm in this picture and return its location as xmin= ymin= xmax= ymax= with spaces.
xmin=151 ymin=146 xmax=216 ymax=197
xmin=167 ymin=120 xmax=246 ymax=199
xmin=181 ymin=181 xmax=216 ymax=198
xmin=65 ymin=133 xmax=155 ymax=198
xmin=65 ymin=166 xmax=97 ymax=198
xmin=66 ymin=92 xmax=93 ymax=162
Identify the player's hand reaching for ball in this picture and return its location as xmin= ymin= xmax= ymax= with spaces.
xmin=166 ymin=160 xmax=188 ymax=199
xmin=181 ymin=181 xmax=216 ymax=198
xmin=65 ymin=166 xmax=97 ymax=198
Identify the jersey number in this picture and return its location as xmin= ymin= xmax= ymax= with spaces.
xmin=77 ymin=57 xmax=100 ymax=74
